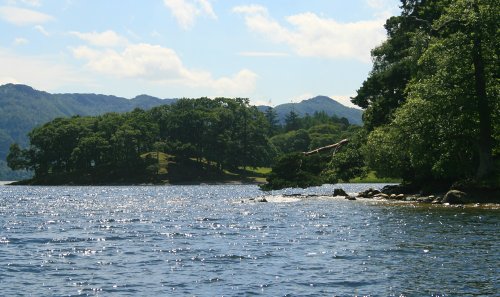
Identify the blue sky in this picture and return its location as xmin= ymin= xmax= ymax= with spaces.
xmin=0 ymin=0 xmax=400 ymax=107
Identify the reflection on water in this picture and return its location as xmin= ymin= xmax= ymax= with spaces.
xmin=0 ymin=184 xmax=498 ymax=296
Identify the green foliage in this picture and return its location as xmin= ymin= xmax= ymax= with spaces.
xmin=350 ymin=171 xmax=402 ymax=183
xmin=0 ymin=84 xmax=361 ymax=179
xmin=308 ymin=124 xmax=344 ymax=150
xmin=364 ymin=125 xmax=412 ymax=180
xmin=284 ymin=110 xmax=301 ymax=132
xmin=270 ymin=129 xmax=311 ymax=155
xmin=264 ymin=107 xmax=281 ymax=136
xmin=9 ymin=97 xmax=276 ymax=184
xmin=323 ymin=131 xmax=367 ymax=183
xmin=264 ymin=112 xmax=363 ymax=189
xmin=352 ymin=0 xmax=451 ymax=130
xmin=358 ymin=0 xmax=499 ymax=186
xmin=6 ymin=143 xmax=29 ymax=171
xmin=260 ymin=153 xmax=327 ymax=190
xmin=0 ymin=84 xmax=178 ymax=180
xmin=269 ymin=112 xmax=357 ymax=157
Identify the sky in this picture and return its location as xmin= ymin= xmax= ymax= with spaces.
xmin=0 ymin=0 xmax=400 ymax=107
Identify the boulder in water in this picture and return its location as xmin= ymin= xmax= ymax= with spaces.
xmin=442 ymin=190 xmax=469 ymax=204
xmin=333 ymin=188 xmax=348 ymax=197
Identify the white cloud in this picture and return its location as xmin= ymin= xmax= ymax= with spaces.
xmin=13 ymin=37 xmax=29 ymax=45
xmin=163 ymin=0 xmax=217 ymax=30
xmin=0 ymin=76 xmax=20 ymax=85
xmin=233 ymin=5 xmax=387 ymax=62
xmin=290 ymin=93 xmax=315 ymax=103
xmin=197 ymin=0 xmax=216 ymax=18
xmin=72 ymin=43 xmax=257 ymax=96
xmin=0 ymin=47 xmax=80 ymax=90
xmin=0 ymin=6 xmax=53 ymax=26
xmin=329 ymin=94 xmax=358 ymax=108
xmin=70 ymin=30 xmax=129 ymax=47
xmin=211 ymin=69 xmax=257 ymax=96
xmin=34 ymin=24 xmax=49 ymax=36
xmin=72 ymin=44 xmax=188 ymax=80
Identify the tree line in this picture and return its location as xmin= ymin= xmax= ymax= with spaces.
xmin=352 ymin=0 xmax=498 ymax=189
xmin=7 ymin=97 xmax=358 ymax=184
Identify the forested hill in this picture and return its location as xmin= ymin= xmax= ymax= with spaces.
xmin=258 ymin=96 xmax=363 ymax=126
xmin=0 ymin=84 xmax=362 ymax=180
xmin=0 ymin=84 xmax=176 ymax=179
xmin=0 ymin=84 xmax=176 ymax=145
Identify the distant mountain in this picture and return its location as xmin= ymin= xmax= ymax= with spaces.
xmin=0 ymin=84 xmax=176 ymax=180
xmin=258 ymin=96 xmax=363 ymax=126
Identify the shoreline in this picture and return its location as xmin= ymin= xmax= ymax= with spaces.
xmin=3 ymin=179 xmax=266 ymax=186
xmin=4 ymin=180 xmax=498 ymax=205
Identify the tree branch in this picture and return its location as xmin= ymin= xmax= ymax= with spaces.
xmin=303 ymin=139 xmax=349 ymax=156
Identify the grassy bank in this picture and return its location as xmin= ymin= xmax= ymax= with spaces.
xmin=349 ymin=171 xmax=401 ymax=184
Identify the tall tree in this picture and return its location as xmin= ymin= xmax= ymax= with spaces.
xmin=352 ymin=0 xmax=451 ymax=130
xmin=284 ymin=110 xmax=301 ymax=132
xmin=264 ymin=107 xmax=280 ymax=136
xmin=364 ymin=0 xmax=499 ymax=183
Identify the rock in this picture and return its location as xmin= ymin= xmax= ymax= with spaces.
xmin=389 ymin=194 xmax=397 ymax=199
xmin=256 ymin=197 xmax=268 ymax=203
xmin=397 ymin=194 xmax=405 ymax=200
xmin=442 ymin=190 xmax=469 ymax=204
xmin=374 ymin=193 xmax=389 ymax=199
xmin=431 ymin=195 xmax=443 ymax=204
xmin=357 ymin=188 xmax=379 ymax=198
xmin=417 ymin=196 xmax=434 ymax=203
xmin=381 ymin=184 xmax=418 ymax=195
xmin=333 ymin=188 xmax=349 ymax=197
xmin=345 ymin=196 xmax=356 ymax=201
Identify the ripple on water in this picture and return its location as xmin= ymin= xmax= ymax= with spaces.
xmin=0 ymin=184 xmax=498 ymax=296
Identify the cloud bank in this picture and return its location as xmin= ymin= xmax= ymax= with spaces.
xmin=233 ymin=5 xmax=387 ymax=62
xmin=71 ymin=31 xmax=256 ymax=96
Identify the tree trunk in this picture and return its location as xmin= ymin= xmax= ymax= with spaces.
xmin=472 ymin=2 xmax=493 ymax=179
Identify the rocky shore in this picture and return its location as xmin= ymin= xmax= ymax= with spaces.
xmin=250 ymin=184 xmax=499 ymax=205
xmin=337 ymin=185 xmax=499 ymax=204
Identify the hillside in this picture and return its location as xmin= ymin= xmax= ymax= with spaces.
xmin=0 ymin=84 xmax=176 ymax=179
xmin=258 ymin=96 xmax=363 ymax=126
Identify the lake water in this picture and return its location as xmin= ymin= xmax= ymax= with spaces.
xmin=0 ymin=184 xmax=498 ymax=296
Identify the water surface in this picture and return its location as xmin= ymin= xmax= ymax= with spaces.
xmin=0 ymin=184 xmax=498 ymax=296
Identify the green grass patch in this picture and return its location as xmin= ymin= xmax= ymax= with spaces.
xmin=349 ymin=171 xmax=402 ymax=183
xmin=141 ymin=152 xmax=174 ymax=175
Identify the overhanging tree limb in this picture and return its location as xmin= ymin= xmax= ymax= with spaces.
xmin=303 ymin=139 xmax=349 ymax=156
